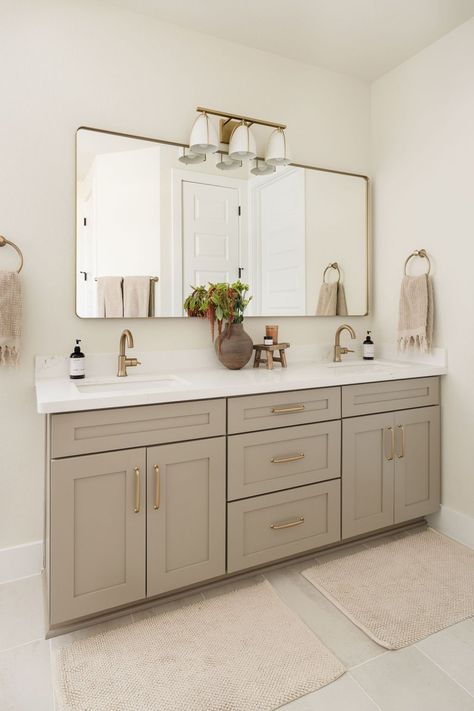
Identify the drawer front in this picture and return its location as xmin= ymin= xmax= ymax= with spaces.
xmin=228 ymin=421 xmax=341 ymax=501
xmin=228 ymin=387 xmax=340 ymax=434
xmin=51 ymin=399 xmax=226 ymax=458
xmin=342 ymin=377 xmax=439 ymax=418
xmin=227 ymin=480 xmax=341 ymax=573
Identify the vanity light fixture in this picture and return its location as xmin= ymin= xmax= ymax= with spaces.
xmin=189 ymin=111 xmax=219 ymax=154
xmin=216 ymin=152 xmax=242 ymax=171
xmin=251 ymin=159 xmax=276 ymax=176
xmin=265 ymin=127 xmax=291 ymax=166
xmin=228 ymin=120 xmax=257 ymax=161
xmin=190 ymin=107 xmax=288 ymax=165
xmin=178 ymin=147 xmax=206 ymax=165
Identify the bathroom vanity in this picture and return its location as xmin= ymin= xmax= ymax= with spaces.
xmin=36 ymin=359 xmax=444 ymax=632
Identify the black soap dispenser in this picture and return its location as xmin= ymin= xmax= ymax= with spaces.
xmin=70 ymin=339 xmax=85 ymax=379
xmin=363 ymin=331 xmax=375 ymax=361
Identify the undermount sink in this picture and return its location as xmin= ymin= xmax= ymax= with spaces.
xmin=324 ymin=360 xmax=411 ymax=375
xmin=75 ymin=374 xmax=187 ymax=394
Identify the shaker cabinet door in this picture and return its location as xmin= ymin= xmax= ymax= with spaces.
xmin=342 ymin=412 xmax=395 ymax=538
xmin=50 ymin=449 xmax=146 ymax=625
xmin=394 ymin=406 xmax=440 ymax=522
xmin=147 ymin=437 xmax=226 ymax=596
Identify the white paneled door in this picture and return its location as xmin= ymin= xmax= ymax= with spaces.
xmin=182 ymin=181 xmax=240 ymax=297
xmin=254 ymin=168 xmax=306 ymax=315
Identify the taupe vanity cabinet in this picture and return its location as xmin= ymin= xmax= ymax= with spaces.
xmin=341 ymin=378 xmax=440 ymax=538
xmin=146 ymin=438 xmax=226 ymax=597
xmin=50 ymin=449 xmax=147 ymax=625
xmin=46 ymin=376 xmax=441 ymax=631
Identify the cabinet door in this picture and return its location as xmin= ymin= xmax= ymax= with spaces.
xmin=394 ymin=406 xmax=440 ymax=522
xmin=342 ymin=413 xmax=395 ymax=538
xmin=50 ymin=449 xmax=146 ymax=625
xmin=147 ymin=437 xmax=226 ymax=596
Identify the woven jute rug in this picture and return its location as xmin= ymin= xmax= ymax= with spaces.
xmin=53 ymin=579 xmax=344 ymax=711
xmin=302 ymin=528 xmax=474 ymax=650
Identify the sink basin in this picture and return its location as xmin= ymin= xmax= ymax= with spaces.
xmin=324 ymin=360 xmax=411 ymax=376
xmin=76 ymin=374 xmax=187 ymax=394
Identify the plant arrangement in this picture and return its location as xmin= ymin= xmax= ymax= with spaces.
xmin=183 ymin=280 xmax=252 ymax=346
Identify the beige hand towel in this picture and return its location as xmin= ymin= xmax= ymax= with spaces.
xmin=316 ymin=281 xmax=348 ymax=316
xmin=123 ymin=277 xmax=151 ymax=318
xmin=316 ymin=282 xmax=337 ymax=315
xmin=398 ymin=274 xmax=434 ymax=352
xmin=97 ymin=277 xmax=123 ymax=318
xmin=336 ymin=282 xmax=348 ymax=316
xmin=0 ymin=271 xmax=22 ymax=365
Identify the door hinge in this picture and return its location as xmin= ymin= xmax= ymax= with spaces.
xmin=83 ymin=217 xmax=87 ymax=226
xmin=238 ymin=267 xmax=245 ymax=278
xmin=238 ymin=205 xmax=241 ymax=216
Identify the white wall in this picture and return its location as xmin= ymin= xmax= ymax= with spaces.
xmin=371 ymin=18 xmax=474 ymax=519
xmin=0 ymin=0 xmax=370 ymax=550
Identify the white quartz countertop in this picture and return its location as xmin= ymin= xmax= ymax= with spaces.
xmin=35 ymin=349 xmax=447 ymax=414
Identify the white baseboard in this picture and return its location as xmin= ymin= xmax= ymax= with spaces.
xmin=428 ymin=505 xmax=474 ymax=550
xmin=0 ymin=540 xmax=44 ymax=584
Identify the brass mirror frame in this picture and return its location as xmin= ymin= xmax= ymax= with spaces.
xmin=75 ymin=125 xmax=371 ymax=319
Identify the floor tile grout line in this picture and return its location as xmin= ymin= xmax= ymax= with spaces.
xmin=416 ymin=645 xmax=474 ymax=699
xmin=0 ymin=636 xmax=45 ymax=654
xmin=348 ymin=649 xmax=390 ymax=671
xmin=347 ymin=671 xmax=384 ymax=710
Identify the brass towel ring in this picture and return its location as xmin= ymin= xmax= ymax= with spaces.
xmin=0 ymin=235 xmax=24 ymax=273
xmin=323 ymin=262 xmax=340 ymax=284
xmin=404 ymin=249 xmax=431 ymax=276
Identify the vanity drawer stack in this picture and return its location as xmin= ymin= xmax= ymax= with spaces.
xmin=226 ymin=387 xmax=342 ymax=572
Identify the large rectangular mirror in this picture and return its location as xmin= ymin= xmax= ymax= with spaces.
xmin=76 ymin=127 xmax=369 ymax=318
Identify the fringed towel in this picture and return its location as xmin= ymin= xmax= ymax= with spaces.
xmin=123 ymin=277 xmax=151 ymax=318
xmin=398 ymin=274 xmax=434 ymax=352
xmin=316 ymin=281 xmax=348 ymax=316
xmin=0 ymin=271 xmax=22 ymax=365
xmin=97 ymin=276 xmax=123 ymax=318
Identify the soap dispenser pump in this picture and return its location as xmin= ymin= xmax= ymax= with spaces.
xmin=70 ymin=339 xmax=85 ymax=379
xmin=363 ymin=331 xmax=375 ymax=361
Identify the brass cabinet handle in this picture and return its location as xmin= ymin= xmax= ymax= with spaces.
xmin=134 ymin=467 xmax=141 ymax=513
xmin=385 ymin=427 xmax=395 ymax=461
xmin=272 ymin=404 xmax=305 ymax=415
xmin=153 ymin=464 xmax=160 ymax=510
xmin=397 ymin=425 xmax=405 ymax=459
xmin=270 ymin=516 xmax=304 ymax=530
xmin=271 ymin=453 xmax=305 ymax=464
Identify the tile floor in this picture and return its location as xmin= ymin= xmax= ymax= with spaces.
xmin=1 ymin=531 xmax=474 ymax=711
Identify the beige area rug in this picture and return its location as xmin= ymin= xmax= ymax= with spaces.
xmin=53 ymin=579 xmax=344 ymax=711
xmin=302 ymin=528 xmax=474 ymax=650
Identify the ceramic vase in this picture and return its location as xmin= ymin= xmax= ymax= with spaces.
xmin=215 ymin=322 xmax=253 ymax=370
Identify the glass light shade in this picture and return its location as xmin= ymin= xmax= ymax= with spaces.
xmin=251 ymin=159 xmax=276 ymax=176
xmin=178 ymin=149 xmax=206 ymax=165
xmin=189 ymin=112 xmax=219 ymax=154
xmin=265 ymin=128 xmax=291 ymax=166
xmin=216 ymin=154 xmax=241 ymax=171
xmin=229 ymin=121 xmax=256 ymax=160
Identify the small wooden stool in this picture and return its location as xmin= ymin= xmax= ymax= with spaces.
xmin=253 ymin=343 xmax=290 ymax=370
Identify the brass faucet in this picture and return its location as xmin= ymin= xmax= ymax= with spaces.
xmin=117 ymin=329 xmax=141 ymax=377
xmin=333 ymin=324 xmax=356 ymax=363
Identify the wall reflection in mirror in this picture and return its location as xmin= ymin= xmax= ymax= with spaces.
xmin=76 ymin=128 xmax=368 ymax=318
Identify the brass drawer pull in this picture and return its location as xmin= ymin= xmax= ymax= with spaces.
xmin=154 ymin=464 xmax=160 ymax=510
xmin=272 ymin=404 xmax=305 ymax=415
xmin=134 ymin=467 xmax=141 ymax=513
xmin=397 ymin=425 xmax=405 ymax=459
xmin=271 ymin=453 xmax=305 ymax=464
xmin=270 ymin=516 xmax=305 ymax=530
xmin=385 ymin=427 xmax=395 ymax=461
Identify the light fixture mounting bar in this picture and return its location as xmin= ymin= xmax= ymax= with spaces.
xmin=196 ymin=107 xmax=286 ymax=130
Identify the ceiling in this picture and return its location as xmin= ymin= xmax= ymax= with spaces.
xmin=106 ymin=0 xmax=474 ymax=81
